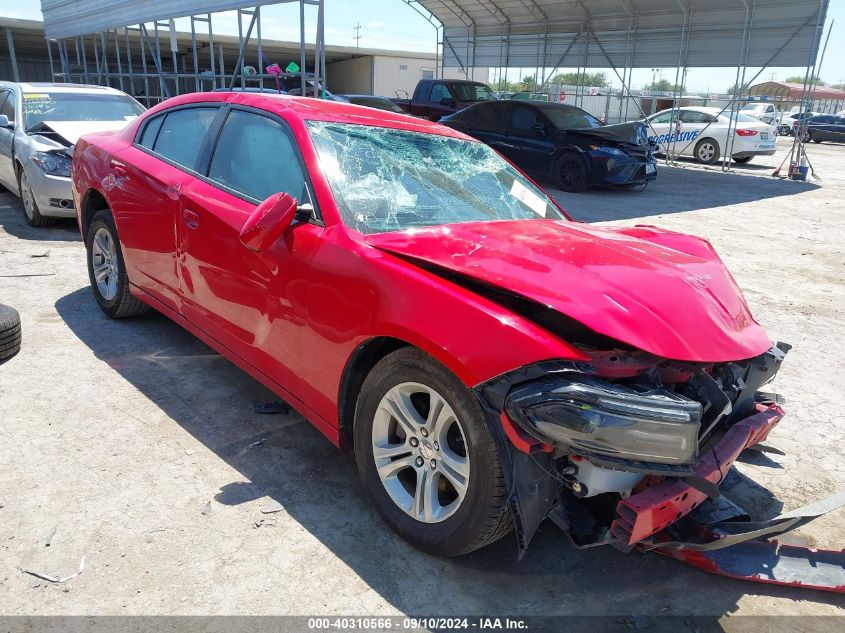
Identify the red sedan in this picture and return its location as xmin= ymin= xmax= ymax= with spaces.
xmin=71 ymin=91 xmax=787 ymax=561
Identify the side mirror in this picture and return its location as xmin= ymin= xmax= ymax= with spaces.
xmin=239 ymin=192 xmax=298 ymax=253
xmin=440 ymin=97 xmax=456 ymax=108
xmin=532 ymin=121 xmax=547 ymax=135
xmin=0 ymin=114 xmax=12 ymax=129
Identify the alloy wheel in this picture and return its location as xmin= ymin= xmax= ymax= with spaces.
xmin=20 ymin=172 xmax=35 ymax=221
xmin=560 ymin=157 xmax=583 ymax=187
xmin=698 ymin=142 xmax=716 ymax=162
xmin=91 ymin=227 xmax=119 ymax=301
xmin=371 ymin=382 xmax=469 ymax=523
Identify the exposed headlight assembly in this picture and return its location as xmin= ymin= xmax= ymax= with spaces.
xmin=505 ymin=375 xmax=702 ymax=465
xmin=32 ymin=151 xmax=72 ymax=178
xmin=589 ymin=145 xmax=628 ymax=156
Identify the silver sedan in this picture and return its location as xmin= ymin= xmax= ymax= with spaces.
xmin=0 ymin=82 xmax=144 ymax=226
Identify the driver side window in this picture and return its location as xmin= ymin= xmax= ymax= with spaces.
xmin=429 ymin=84 xmax=451 ymax=104
xmin=0 ymin=91 xmax=15 ymax=123
xmin=207 ymin=110 xmax=307 ymax=203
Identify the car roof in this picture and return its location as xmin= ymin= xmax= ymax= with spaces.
xmin=145 ymin=91 xmax=469 ymax=139
xmin=0 ymin=81 xmax=129 ymax=96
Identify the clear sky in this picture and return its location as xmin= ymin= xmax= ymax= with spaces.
xmin=1 ymin=0 xmax=842 ymax=92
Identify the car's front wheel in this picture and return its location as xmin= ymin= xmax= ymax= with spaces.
xmin=19 ymin=169 xmax=56 ymax=227
xmin=86 ymin=210 xmax=149 ymax=319
xmin=354 ymin=347 xmax=511 ymax=556
xmin=555 ymin=152 xmax=589 ymax=192
xmin=693 ymin=138 xmax=720 ymax=164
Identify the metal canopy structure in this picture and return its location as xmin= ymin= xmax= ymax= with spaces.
xmin=415 ymin=0 xmax=828 ymax=72
xmin=38 ymin=0 xmax=327 ymax=106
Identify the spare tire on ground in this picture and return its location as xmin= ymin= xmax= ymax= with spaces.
xmin=0 ymin=304 xmax=22 ymax=363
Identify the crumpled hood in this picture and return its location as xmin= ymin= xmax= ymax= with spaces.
xmin=565 ymin=121 xmax=649 ymax=146
xmin=364 ymin=220 xmax=771 ymax=362
xmin=33 ymin=119 xmax=133 ymax=146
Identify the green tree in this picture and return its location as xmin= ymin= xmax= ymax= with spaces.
xmin=784 ymin=75 xmax=826 ymax=85
xmin=646 ymin=78 xmax=682 ymax=93
xmin=518 ymin=74 xmax=537 ymax=91
xmin=550 ymin=71 xmax=608 ymax=86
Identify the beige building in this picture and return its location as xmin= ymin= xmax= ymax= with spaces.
xmin=326 ymin=52 xmax=488 ymax=98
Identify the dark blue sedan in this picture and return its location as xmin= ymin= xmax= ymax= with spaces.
xmin=440 ymin=101 xmax=657 ymax=192
xmin=801 ymin=114 xmax=845 ymax=143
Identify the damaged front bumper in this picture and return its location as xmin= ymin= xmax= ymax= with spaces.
xmin=475 ymin=343 xmax=845 ymax=593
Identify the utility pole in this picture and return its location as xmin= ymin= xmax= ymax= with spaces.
xmin=354 ymin=22 xmax=362 ymax=47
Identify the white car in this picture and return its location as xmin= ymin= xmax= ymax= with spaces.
xmin=643 ymin=106 xmax=777 ymax=165
xmin=740 ymin=102 xmax=780 ymax=125
xmin=0 ymin=82 xmax=144 ymax=226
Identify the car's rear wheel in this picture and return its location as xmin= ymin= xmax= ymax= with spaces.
xmin=354 ymin=347 xmax=511 ymax=556
xmin=86 ymin=210 xmax=149 ymax=319
xmin=693 ymin=138 xmax=720 ymax=164
xmin=19 ymin=169 xmax=56 ymax=227
xmin=811 ymin=133 xmax=822 ymax=143
xmin=733 ymin=156 xmax=753 ymax=164
xmin=555 ymin=152 xmax=589 ymax=192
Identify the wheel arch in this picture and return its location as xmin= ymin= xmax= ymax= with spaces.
xmin=337 ymin=336 xmax=413 ymax=439
xmin=80 ymin=188 xmax=111 ymax=239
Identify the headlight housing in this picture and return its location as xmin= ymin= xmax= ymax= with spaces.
xmin=589 ymin=145 xmax=628 ymax=157
xmin=32 ymin=151 xmax=72 ymax=178
xmin=505 ymin=374 xmax=702 ymax=466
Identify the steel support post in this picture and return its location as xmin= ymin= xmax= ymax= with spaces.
xmin=5 ymin=28 xmax=19 ymax=82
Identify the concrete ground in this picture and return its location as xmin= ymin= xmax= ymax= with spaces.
xmin=0 ymin=140 xmax=843 ymax=618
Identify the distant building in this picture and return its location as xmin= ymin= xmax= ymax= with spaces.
xmin=0 ymin=17 xmax=489 ymax=103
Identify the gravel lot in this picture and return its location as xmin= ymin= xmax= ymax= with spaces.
xmin=0 ymin=140 xmax=843 ymax=619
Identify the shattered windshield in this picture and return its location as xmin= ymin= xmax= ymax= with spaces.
xmin=22 ymin=93 xmax=144 ymax=128
xmin=307 ymin=121 xmax=563 ymax=234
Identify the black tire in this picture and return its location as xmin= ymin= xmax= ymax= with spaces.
xmin=733 ymin=156 xmax=753 ymax=164
xmin=354 ymin=347 xmax=511 ymax=557
xmin=799 ymin=130 xmax=810 ymax=143
xmin=693 ymin=138 xmax=720 ymax=165
xmin=86 ymin=210 xmax=149 ymax=319
xmin=18 ymin=167 xmax=56 ymax=227
xmin=555 ymin=151 xmax=590 ymax=192
xmin=0 ymin=304 xmax=22 ymax=363
xmin=811 ymin=133 xmax=822 ymax=143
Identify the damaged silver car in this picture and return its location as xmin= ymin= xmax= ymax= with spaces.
xmin=0 ymin=82 xmax=144 ymax=226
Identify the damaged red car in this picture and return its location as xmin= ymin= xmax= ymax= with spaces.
xmin=71 ymin=92 xmax=844 ymax=592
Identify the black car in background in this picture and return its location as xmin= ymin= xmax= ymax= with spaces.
xmin=801 ymin=114 xmax=845 ymax=143
xmin=440 ymin=101 xmax=657 ymax=192
xmin=336 ymin=94 xmax=409 ymax=114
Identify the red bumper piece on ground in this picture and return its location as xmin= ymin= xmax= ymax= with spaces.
xmin=611 ymin=403 xmax=784 ymax=546
xmin=655 ymin=539 xmax=845 ymax=594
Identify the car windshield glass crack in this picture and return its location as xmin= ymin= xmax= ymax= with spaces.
xmin=306 ymin=121 xmax=562 ymax=234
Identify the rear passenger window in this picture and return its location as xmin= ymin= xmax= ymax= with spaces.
xmin=138 ymin=115 xmax=164 ymax=149
xmin=152 ymin=107 xmax=218 ymax=169
xmin=509 ymin=105 xmax=540 ymax=132
xmin=680 ymin=111 xmax=715 ymax=124
xmin=207 ymin=110 xmax=306 ymax=202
